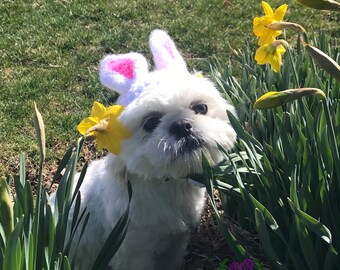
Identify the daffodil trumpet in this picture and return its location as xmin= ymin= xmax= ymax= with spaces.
xmin=254 ymin=88 xmax=326 ymax=109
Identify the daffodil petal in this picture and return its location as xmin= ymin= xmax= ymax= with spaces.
xmin=91 ymin=101 xmax=106 ymax=118
xmin=106 ymin=118 xmax=131 ymax=138
xmin=253 ymin=16 xmax=272 ymax=36
xmin=255 ymin=46 xmax=265 ymax=63
xmin=77 ymin=117 xmax=98 ymax=135
xmin=104 ymin=105 xmax=125 ymax=118
xmin=258 ymin=30 xmax=279 ymax=46
xmin=262 ymin=1 xmax=274 ymax=17
xmin=270 ymin=53 xmax=282 ymax=72
xmin=96 ymin=132 xmax=114 ymax=152
xmin=96 ymin=132 xmax=121 ymax=155
xmin=78 ymin=101 xmax=131 ymax=155
xmin=255 ymin=46 xmax=270 ymax=64
xmin=277 ymin=45 xmax=286 ymax=54
xmin=106 ymin=139 xmax=121 ymax=155
xmin=273 ymin=4 xmax=288 ymax=21
xmin=96 ymin=134 xmax=105 ymax=151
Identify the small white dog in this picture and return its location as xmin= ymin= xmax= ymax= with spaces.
xmin=63 ymin=30 xmax=237 ymax=270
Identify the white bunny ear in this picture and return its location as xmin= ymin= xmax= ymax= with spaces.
xmin=100 ymin=53 xmax=148 ymax=105
xmin=149 ymin=29 xmax=188 ymax=73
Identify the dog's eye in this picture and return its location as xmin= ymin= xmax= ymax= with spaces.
xmin=191 ymin=103 xmax=208 ymax=115
xmin=143 ymin=116 xmax=161 ymax=132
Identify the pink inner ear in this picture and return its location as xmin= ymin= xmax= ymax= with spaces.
xmin=107 ymin=58 xmax=135 ymax=80
xmin=163 ymin=39 xmax=175 ymax=59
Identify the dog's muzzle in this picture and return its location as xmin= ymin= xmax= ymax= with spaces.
xmin=169 ymin=119 xmax=193 ymax=139
xmin=169 ymin=120 xmax=203 ymax=154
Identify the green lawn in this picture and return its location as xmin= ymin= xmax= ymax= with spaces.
xmin=1 ymin=0 xmax=339 ymax=175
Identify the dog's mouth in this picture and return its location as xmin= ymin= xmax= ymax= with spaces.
xmin=173 ymin=135 xmax=204 ymax=156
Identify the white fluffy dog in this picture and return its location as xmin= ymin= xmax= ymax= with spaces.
xmin=63 ymin=30 xmax=237 ymax=270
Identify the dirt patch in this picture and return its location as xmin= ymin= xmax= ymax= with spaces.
xmin=184 ymin=192 xmax=265 ymax=270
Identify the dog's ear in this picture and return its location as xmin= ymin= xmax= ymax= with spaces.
xmin=100 ymin=53 xmax=148 ymax=105
xmin=149 ymin=29 xmax=188 ymax=73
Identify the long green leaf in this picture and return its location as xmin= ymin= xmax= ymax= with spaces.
xmin=48 ymin=147 xmax=73 ymax=192
xmin=250 ymin=195 xmax=280 ymax=232
xmin=63 ymin=256 xmax=71 ymax=270
xmin=3 ymin=216 xmax=24 ymax=270
xmin=288 ymin=198 xmax=332 ymax=244
xmin=91 ymin=181 xmax=133 ymax=270
xmin=202 ymin=154 xmax=246 ymax=258
xmin=254 ymin=208 xmax=287 ymax=270
xmin=322 ymin=245 xmax=338 ymax=270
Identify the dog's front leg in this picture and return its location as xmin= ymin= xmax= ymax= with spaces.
xmin=108 ymin=229 xmax=158 ymax=270
xmin=154 ymin=232 xmax=189 ymax=270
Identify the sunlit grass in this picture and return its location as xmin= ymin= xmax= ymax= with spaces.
xmin=0 ymin=0 xmax=339 ymax=174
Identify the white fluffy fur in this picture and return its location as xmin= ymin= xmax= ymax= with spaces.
xmin=53 ymin=30 xmax=237 ymax=270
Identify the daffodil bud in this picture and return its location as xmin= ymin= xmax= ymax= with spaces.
xmin=268 ymin=22 xmax=306 ymax=34
xmin=304 ymin=43 xmax=340 ymax=81
xmin=295 ymin=0 xmax=340 ymax=11
xmin=0 ymin=178 xmax=14 ymax=239
xmin=254 ymin=88 xmax=326 ymax=109
xmin=33 ymin=102 xmax=46 ymax=162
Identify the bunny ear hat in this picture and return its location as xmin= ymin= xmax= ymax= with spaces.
xmin=99 ymin=29 xmax=188 ymax=106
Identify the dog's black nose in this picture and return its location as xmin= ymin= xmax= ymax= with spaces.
xmin=169 ymin=120 xmax=193 ymax=138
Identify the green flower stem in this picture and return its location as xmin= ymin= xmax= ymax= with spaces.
xmin=32 ymin=103 xmax=46 ymax=269
xmin=33 ymin=158 xmax=44 ymax=269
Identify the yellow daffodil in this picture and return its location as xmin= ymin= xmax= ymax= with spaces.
xmin=255 ymin=40 xmax=287 ymax=72
xmin=253 ymin=1 xmax=288 ymax=45
xmin=77 ymin=101 xmax=131 ymax=155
